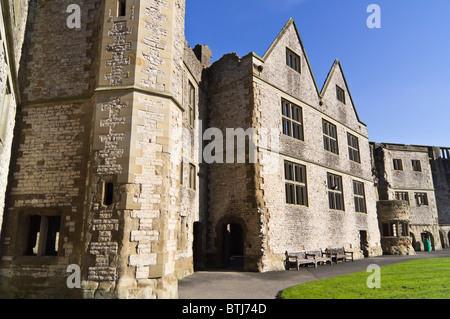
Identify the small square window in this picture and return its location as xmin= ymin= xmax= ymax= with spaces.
xmin=415 ymin=193 xmax=428 ymax=206
xmin=26 ymin=215 xmax=61 ymax=256
xmin=286 ymin=48 xmax=301 ymax=73
xmin=323 ymin=120 xmax=339 ymax=155
xmin=347 ymin=133 xmax=360 ymax=163
xmin=336 ymin=85 xmax=345 ymax=104
xmin=393 ymin=159 xmax=403 ymax=171
xmin=284 ymin=161 xmax=308 ymax=206
xmin=281 ymin=99 xmax=304 ymax=141
xmin=327 ymin=173 xmax=344 ymax=211
xmin=395 ymin=191 xmax=410 ymax=204
xmin=411 ymin=160 xmax=422 ymax=172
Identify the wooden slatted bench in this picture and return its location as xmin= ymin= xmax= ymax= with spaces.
xmin=285 ymin=250 xmax=317 ymax=270
xmin=324 ymin=247 xmax=354 ymax=263
xmin=306 ymin=249 xmax=332 ymax=266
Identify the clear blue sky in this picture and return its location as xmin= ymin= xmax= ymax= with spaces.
xmin=185 ymin=0 xmax=450 ymax=147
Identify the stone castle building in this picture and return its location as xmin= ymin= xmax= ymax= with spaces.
xmin=0 ymin=0 xmax=448 ymax=299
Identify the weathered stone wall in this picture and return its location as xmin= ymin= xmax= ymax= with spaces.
xmin=0 ymin=0 xmax=99 ymax=298
xmin=80 ymin=0 xmax=191 ymax=299
xmin=0 ymin=0 xmax=29 ymax=237
xmin=20 ymin=0 xmax=102 ymax=102
xmin=377 ymin=201 xmax=415 ymax=255
xmin=428 ymin=146 xmax=450 ymax=225
xmin=373 ymin=145 xmax=439 ymax=224
xmin=377 ymin=200 xmax=410 ymax=223
xmin=253 ymin=20 xmax=381 ymax=269
xmin=0 ymin=100 xmax=91 ymax=298
xmin=204 ymin=19 xmax=383 ymax=272
xmin=205 ymin=53 xmax=265 ymax=271
xmin=372 ymin=143 xmax=441 ymax=251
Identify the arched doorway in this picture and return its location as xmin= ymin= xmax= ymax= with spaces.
xmin=222 ymin=223 xmax=244 ymax=270
xmin=421 ymin=231 xmax=434 ymax=251
xmin=439 ymin=231 xmax=446 ymax=249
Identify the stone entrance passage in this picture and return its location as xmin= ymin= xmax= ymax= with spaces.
xmin=222 ymin=223 xmax=244 ymax=270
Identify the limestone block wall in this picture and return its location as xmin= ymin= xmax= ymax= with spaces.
xmin=259 ymin=19 xmax=320 ymax=108
xmin=0 ymin=0 xmax=103 ymax=298
xmin=428 ymin=146 xmax=450 ymax=225
xmin=252 ymin=20 xmax=382 ymax=269
xmin=80 ymin=0 xmax=190 ymax=299
xmin=0 ymin=100 xmax=91 ymax=298
xmin=0 ymin=0 xmax=29 ymax=237
xmin=373 ymin=145 xmax=439 ymax=225
xmin=20 ymin=0 xmax=102 ymax=102
xmin=372 ymin=143 xmax=441 ymax=251
xmin=206 ymin=53 xmax=266 ymax=271
xmin=255 ymin=72 xmax=381 ymax=266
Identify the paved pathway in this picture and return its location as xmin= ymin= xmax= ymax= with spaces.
xmin=178 ymin=249 xmax=450 ymax=299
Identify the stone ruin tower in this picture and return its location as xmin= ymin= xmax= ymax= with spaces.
xmin=0 ymin=0 xmax=202 ymax=299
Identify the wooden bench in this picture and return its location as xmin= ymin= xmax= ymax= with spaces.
xmin=285 ymin=250 xmax=317 ymax=270
xmin=324 ymin=247 xmax=354 ymax=263
xmin=306 ymin=249 xmax=332 ymax=266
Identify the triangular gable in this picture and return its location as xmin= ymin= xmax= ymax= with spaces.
xmin=261 ymin=18 xmax=322 ymax=98
xmin=320 ymin=59 xmax=366 ymax=126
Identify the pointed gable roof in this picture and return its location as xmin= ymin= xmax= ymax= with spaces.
xmin=255 ymin=18 xmax=366 ymax=127
xmin=320 ymin=59 xmax=366 ymax=126
xmin=261 ymin=18 xmax=322 ymax=98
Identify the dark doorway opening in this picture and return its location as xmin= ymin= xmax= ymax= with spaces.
xmin=421 ymin=231 xmax=434 ymax=251
xmin=223 ymin=223 xmax=244 ymax=270
xmin=193 ymin=222 xmax=203 ymax=271
xmin=360 ymin=230 xmax=368 ymax=257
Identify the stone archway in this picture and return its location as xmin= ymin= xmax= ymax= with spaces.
xmin=215 ymin=216 xmax=246 ymax=270
xmin=421 ymin=231 xmax=434 ymax=251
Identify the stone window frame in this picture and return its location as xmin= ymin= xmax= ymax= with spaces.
xmin=117 ymin=0 xmax=126 ymax=17
xmin=22 ymin=211 xmax=62 ymax=257
xmin=336 ymin=85 xmax=346 ymax=104
xmin=393 ymin=158 xmax=403 ymax=171
xmin=284 ymin=160 xmax=308 ymax=206
xmin=395 ymin=191 xmax=410 ymax=205
xmin=411 ymin=159 xmax=422 ymax=172
xmin=327 ymin=173 xmax=344 ymax=211
xmin=281 ymin=98 xmax=304 ymax=141
xmin=353 ymin=180 xmax=366 ymax=213
xmin=286 ymin=47 xmax=301 ymax=73
xmin=188 ymin=163 xmax=196 ymax=191
xmin=188 ymin=80 xmax=195 ymax=128
xmin=380 ymin=222 xmax=409 ymax=237
xmin=414 ymin=192 xmax=429 ymax=206
xmin=347 ymin=133 xmax=361 ymax=163
xmin=323 ymin=119 xmax=339 ymax=155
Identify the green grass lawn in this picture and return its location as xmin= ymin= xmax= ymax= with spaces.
xmin=280 ymin=258 xmax=450 ymax=299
